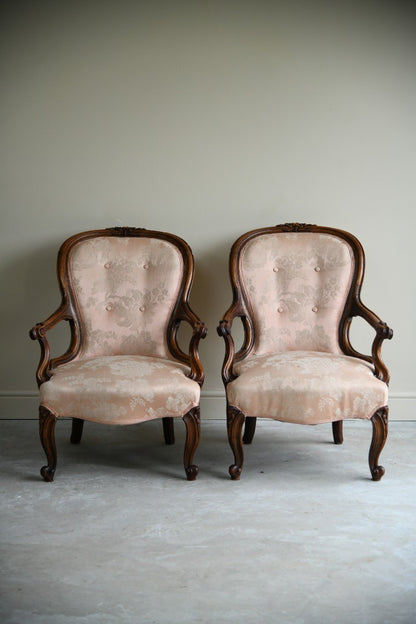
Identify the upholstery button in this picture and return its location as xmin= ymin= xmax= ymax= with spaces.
xmin=277 ymin=306 xmax=284 ymax=313
xmin=314 ymin=266 xmax=321 ymax=272
xmin=104 ymin=262 xmax=111 ymax=269
xmin=273 ymin=267 xmax=279 ymax=273
xmin=139 ymin=305 xmax=146 ymax=312
xmin=105 ymin=304 xmax=113 ymax=311
xmin=312 ymin=306 xmax=318 ymax=313
xmin=143 ymin=264 xmax=149 ymax=270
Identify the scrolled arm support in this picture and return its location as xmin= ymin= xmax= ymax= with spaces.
xmin=187 ymin=319 xmax=208 ymax=386
xmin=350 ymin=302 xmax=393 ymax=384
xmin=30 ymin=306 xmax=68 ymax=386
xmin=170 ymin=306 xmax=207 ymax=386
xmin=217 ymin=319 xmax=238 ymax=384
xmin=370 ymin=320 xmax=393 ymax=383
xmin=29 ymin=304 xmax=76 ymax=386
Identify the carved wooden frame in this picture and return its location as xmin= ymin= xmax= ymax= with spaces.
xmin=217 ymin=223 xmax=392 ymax=481
xmin=30 ymin=227 xmax=207 ymax=481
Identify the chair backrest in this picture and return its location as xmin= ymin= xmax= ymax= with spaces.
xmin=232 ymin=224 xmax=362 ymax=356
xmin=59 ymin=228 xmax=192 ymax=360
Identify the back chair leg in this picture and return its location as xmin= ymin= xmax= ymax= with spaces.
xmin=70 ymin=418 xmax=84 ymax=444
xmin=227 ymin=405 xmax=245 ymax=480
xmin=162 ymin=417 xmax=175 ymax=445
xmin=243 ymin=416 xmax=257 ymax=444
xmin=332 ymin=420 xmax=343 ymax=444
xmin=369 ymin=406 xmax=388 ymax=481
xmin=39 ymin=406 xmax=57 ymax=482
xmin=182 ymin=407 xmax=200 ymax=481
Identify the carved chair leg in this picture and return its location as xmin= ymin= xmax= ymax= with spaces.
xmin=39 ymin=406 xmax=57 ymax=482
xmin=332 ymin=420 xmax=343 ymax=445
xmin=369 ymin=407 xmax=388 ymax=481
xmin=243 ymin=416 xmax=257 ymax=444
xmin=182 ymin=407 xmax=200 ymax=481
xmin=162 ymin=417 xmax=175 ymax=445
xmin=70 ymin=418 xmax=84 ymax=444
xmin=227 ymin=404 xmax=245 ymax=480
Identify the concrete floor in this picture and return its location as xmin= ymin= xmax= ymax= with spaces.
xmin=1 ymin=419 xmax=415 ymax=624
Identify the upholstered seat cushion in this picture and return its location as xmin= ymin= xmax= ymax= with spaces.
xmin=40 ymin=356 xmax=200 ymax=425
xmin=228 ymin=351 xmax=388 ymax=425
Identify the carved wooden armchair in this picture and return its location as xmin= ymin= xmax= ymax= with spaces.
xmin=30 ymin=227 xmax=207 ymax=481
xmin=217 ymin=224 xmax=393 ymax=481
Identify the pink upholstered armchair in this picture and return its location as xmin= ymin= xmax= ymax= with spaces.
xmin=217 ymin=223 xmax=392 ymax=481
xmin=30 ymin=227 xmax=207 ymax=481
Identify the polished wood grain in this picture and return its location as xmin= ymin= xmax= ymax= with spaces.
xmin=369 ymin=406 xmax=388 ymax=481
xmin=39 ymin=405 xmax=57 ymax=482
xmin=227 ymin=404 xmax=246 ymax=480
xmin=183 ymin=407 xmax=201 ymax=481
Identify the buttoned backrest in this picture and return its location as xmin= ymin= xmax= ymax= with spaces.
xmin=239 ymin=232 xmax=355 ymax=355
xmin=67 ymin=236 xmax=184 ymax=359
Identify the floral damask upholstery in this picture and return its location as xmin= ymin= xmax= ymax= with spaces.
xmin=218 ymin=224 xmax=392 ymax=481
xmin=30 ymin=228 xmax=206 ymax=482
xmin=40 ymin=356 xmax=200 ymax=425
xmin=239 ymin=232 xmax=354 ymax=355
xmin=68 ymin=236 xmax=184 ymax=359
xmin=230 ymin=352 xmax=387 ymax=425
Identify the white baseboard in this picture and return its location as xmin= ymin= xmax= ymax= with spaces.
xmin=0 ymin=391 xmax=414 ymax=421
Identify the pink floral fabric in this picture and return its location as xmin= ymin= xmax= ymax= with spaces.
xmin=228 ymin=351 xmax=388 ymax=424
xmin=68 ymin=236 xmax=183 ymax=359
xmin=40 ymin=356 xmax=200 ymax=424
xmin=240 ymin=232 xmax=354 ymax=355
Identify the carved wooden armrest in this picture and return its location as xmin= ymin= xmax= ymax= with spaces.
xmin=350 ymin=302 xmax=393 ymax=383
xmin=217 ymin=318 xmax=238 ymax=384
xmin=29 ymin=305 xmax=69 ymax=386
xmin=188 ymin=319 xmax=208 ymax=386
xmin=170 ymin=306 xmax=207 ymax=386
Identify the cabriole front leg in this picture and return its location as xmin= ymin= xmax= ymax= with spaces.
xmin=227 ymin=405 xmax=245 ymax=480
xmin=39 ymin=406 xmax=57 ymax=482
xmin=183 ymin=407 xmax=200 ymax=481
xmin=369 ymin=407 xmax=388 ymax=481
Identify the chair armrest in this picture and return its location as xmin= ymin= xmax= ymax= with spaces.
xmin=29 ymin=304 xmax=78 ymax=386
xmin=347 ymin=301 xmax=393 ymax=384
xmin=187 ymin=318 xmax=208 ymax=386
xmin=217 ymin=318 xmax=238 ymax=384
xmin=169 ymin=305 xmax=207 ymax=386
xmin=217 ymin=299 xmax=254 ymax=384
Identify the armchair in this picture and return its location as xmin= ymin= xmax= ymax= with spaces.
xmin=30 ymin=227 xmax=207 ymax=481
xmin=217 ymin=223 xmax=392 ymax=480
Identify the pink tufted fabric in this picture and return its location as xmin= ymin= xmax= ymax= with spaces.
xmin=229 ymin=351 xmax=388 ymax=425
xmin=240 ymin=232 xmax=354 ymax=355
xmin=68 ymin=237 xmax=183 ymax=359
xmin=40 ymin=356 xmax=200 ymax=424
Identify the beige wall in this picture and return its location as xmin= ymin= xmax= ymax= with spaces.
xmin=1 ymin=1 xmax=415 ymax=419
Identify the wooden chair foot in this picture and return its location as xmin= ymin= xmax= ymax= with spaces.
xmin=229 ymin=464 xmax=242 ymax=480
xmin=185 ymin=465 xmax=199 ymax=481
xmin=227 ymin=405 xmax=245 ymax=480
xmin=183 ymin=407 xmax=200 ymax=480
xmin=369 ymin=407 xmax=388 ymax=481
xmin=39 ymin=406 xmax=57 ymax=482
xmin=40 ymin=466 xmax=55 ymax=482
